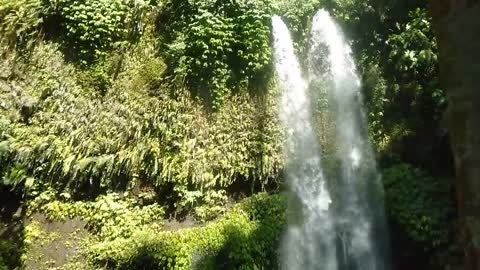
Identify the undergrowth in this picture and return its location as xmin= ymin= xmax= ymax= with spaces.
xmin=88 ymin=193 xmax=286 ymax=270
xmin=29 ymin=190 xmax=165 ymax=240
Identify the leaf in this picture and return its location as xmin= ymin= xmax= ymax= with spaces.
xmin=25 ymin=177 xmax=34 ymax=188
xmin=0 ymin=140 xmax=9 ymax=154
xmin=63 ymin=155 xmax=76 ymax=176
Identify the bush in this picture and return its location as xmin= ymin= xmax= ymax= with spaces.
xmin=88 ymin=193 xmax=286 ymax=269
xmin=0 ymin=240 xmax=22 ymax=269
xmin=0 ymin=0 xmax=45 ymax=51
xmin=160 ymin=0 xmax=273 ymax=108
xmin=0 ymin=40 xmax=282 ymax=198
xmin=31 ymin=191 xmax=165 ymax=240
xmin=382 ymin=163 xmax=454 ymax=249
xmin=49 ymin=0 xmax=146 ymax=63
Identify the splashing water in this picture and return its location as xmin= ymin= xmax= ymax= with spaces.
xmin=308 ymin=9 xmax=389 ymax=270
xmin=273 ymin=9 xmax=389 ymax=270
xmin=272 ymin=15 xmax=338 ymax=270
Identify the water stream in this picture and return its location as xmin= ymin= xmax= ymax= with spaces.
xmin=272 ymin=15 xmax=338 ymax=270
xmin=273 ymin=9 xmax=389 ymax=270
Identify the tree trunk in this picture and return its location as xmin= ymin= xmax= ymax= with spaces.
xmin=428 ymin=1 xmax=480 ymax=269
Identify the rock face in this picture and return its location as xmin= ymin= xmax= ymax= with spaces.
xmin=428 ymin=1 xmax=480 ymax=270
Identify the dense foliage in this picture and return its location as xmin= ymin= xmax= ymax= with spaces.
xmin=326 ymin=0 xmax=450 ymax=171
xmin=0 ymin=0 xmax=45 ymax=52
xmin=382 ymin=164 xmax=454 ymax=248
xmin=324 ymin=0 xmax=455 ymax=264
xmin=0 ymin=38 xmax=283 ymax=211
xmin=88 ymin=193 xmax=286 ymax=269
xmin=0 ymin=0 xmax=457 ymax=269
xmin=30 ymin=190 xmax=165 ymax=240
xmin=0 ymin=240 xmax=21 ymax=270
xmin=159 ymin=0 xmax=272 ymax=108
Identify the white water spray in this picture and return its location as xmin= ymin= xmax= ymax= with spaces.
xmin=272 ymin=15 xmax=338 ymax=270
xmin=273 ymin=9 xmax=389 ymax=270
xmin=308 ymin=10 xmax=389 ymax=270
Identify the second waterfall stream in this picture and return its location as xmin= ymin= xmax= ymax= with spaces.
xmin=273 ymin=9 xmax=390 ymax=270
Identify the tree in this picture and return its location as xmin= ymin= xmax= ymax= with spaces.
xmin=428 ymin=1 xmax=480 ymax=269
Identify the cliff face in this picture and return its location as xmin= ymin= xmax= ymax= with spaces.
xmin=429 ymin=1 xmax=480 ymax=269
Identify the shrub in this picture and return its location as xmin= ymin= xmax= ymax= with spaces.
xmin=160 ymin=0 xmax=273 ymax=108
xmin=88 ymin=193 xmax=287 ymax=269
xmin=31 ymin=192 xmax=165 ymax=240
xmin=0 ymin=240 xmax=22 ymax=269
xmin=382 ymin=163 xmax=454 ymax=249
xmin=47 ymin=0 xmax=147 ymax=63
xmin=193 ymin=189 xmax=229 ymax=223
xmin=0 ymin=40 xmax=283 ymax=197
xmin=0 ymin=0 xmax=45 ymax=51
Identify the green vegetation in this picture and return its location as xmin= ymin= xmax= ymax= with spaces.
xmin=89 ymin=193 xmax=285 ymax=269
xmin=30 ymin=191 xmax=165 ymax=240
xmin=159 ymin=0 xmax=273 ymax=108
xmin=0 ymin=38 xmax=282 ymax=206
xmin=0 ymin=240 xmax=21 ymax=270
xmin=0 ymin=0 xmax=45 ymax=52
xmin=383 ymin=164 xmax=453 ymax=249
xmin=51 ymin=0 xmax=143 ymax=63
xmin=0 ymin=0 xmax=461 ymax=269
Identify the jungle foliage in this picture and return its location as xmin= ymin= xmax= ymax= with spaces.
xmin=327 ymin=0 xmax=451 ymax=171
xmin=325 ymin=0 xmax=455 ymax=263
xmin=0 ymin=0 xmax=456 ymax=269
xmin=88 ymin=193 xmax=286 ymax=269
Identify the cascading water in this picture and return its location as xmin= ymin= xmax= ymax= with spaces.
xmin=307 ymin=9 xmax=390 ymax=270
xmin=272 ymin=9 xmax=389 ymax=270
xmin=272 ymin=16 xmax=338 ymax=270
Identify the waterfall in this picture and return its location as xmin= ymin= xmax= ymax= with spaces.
xmin=272 ymin=9 xmax=389 ymax=270
xmin=272 ymin=15 xmax=338 ymax=270
xmin=308 ymin=9 xmax=390 ymax=270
